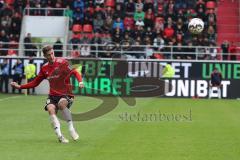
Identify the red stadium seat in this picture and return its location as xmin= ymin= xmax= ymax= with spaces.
xmin=105 ymin=0 xmax=115 ymax=7
xmin=84 ymin=33 xmax=94 ymax=39
xmin=72 ymin=24 xmax=82 ymax=33
xmin=72 ymin=33 xmax=81 ymax=39
xmin=83 ymin=24 xmax=93 ymax=33
xmin=206 ymin=1 xmax=216 ymax=9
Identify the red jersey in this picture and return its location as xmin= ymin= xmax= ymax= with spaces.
xmin=20 ymin=58 xmax=82 ymax=96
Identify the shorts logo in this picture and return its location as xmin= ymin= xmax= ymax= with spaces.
xmin=46 ymin=99 xmax=51 ymax=104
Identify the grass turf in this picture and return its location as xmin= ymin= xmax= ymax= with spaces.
xmin=0 ymin=93 xmax=239 ymax=160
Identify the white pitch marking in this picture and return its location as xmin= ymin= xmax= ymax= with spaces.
xmin=0 ymin=96 xmax=22 ymax=102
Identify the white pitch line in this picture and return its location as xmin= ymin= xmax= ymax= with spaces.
xmin=0 ymin=95 xmax=22 ymax=102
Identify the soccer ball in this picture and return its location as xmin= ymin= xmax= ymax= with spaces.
xmin=188 ymin=18 xmax=204 ymax=34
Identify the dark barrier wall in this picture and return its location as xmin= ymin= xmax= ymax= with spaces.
xmin=0 ymin=57 xmax=239 ymax=99
xmin=163 ymin=62 xmax=239 ymax=98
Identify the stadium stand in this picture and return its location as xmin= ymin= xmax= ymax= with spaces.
xmin=0 ymin=0 xmax=238 ymax=60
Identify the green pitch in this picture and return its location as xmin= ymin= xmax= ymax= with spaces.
xmin=0 ymin=93 xmax=240 ymax=160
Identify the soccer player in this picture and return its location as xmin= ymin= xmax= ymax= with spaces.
xmin=162 ymin=63 xmax=175 ymax=78
xmin=209 ymin=68 xmax=222 ymax=99
xmin=11 ymin=45 xmax=84 ymax=143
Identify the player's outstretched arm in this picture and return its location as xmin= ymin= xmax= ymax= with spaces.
xmin=10 ymin=72 xmax=45 ymax=89
xmin=10 ymin=82 xmax=21 ymax=89
xmin=71 ymin=69 xmax=84 ymax=88
xmin=20 ymin=75 xmax=44 ymax=89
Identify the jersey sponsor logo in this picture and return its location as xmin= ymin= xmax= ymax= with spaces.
xmin=47 ymin=75 xmax=60 ymax=80
xmin=68 ymin=64 xmax=73 ymax=70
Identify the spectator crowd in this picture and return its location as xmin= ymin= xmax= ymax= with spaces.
xmin=0 ymin=0 xmax=238 ymax=60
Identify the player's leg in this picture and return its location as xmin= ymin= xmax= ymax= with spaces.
xmin=17 ymin=75 xmax=22 ymax=94
xmin=217 ymin=86 xmax=221 ymax=99
xmin=0 ymin=75 xmax=3 ymax=92
xmin=32 ymin=87 xmax=35 ymax=94
xmin=47 ymin=104 xmax=69 ymax=143
xmin=209 ymin=86 xmax=212 ymax=99
xmin=4 ymin=75 xmax=9 ymax=93
xmin=31 ymin=78 xmax=35 ymax=94
xmin=12 ymin=75 xmax=17 ymax=93
xmin=58 ymin=98 xmax=79 ymax=140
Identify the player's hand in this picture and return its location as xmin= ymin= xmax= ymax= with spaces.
xmin=10 ymin=82 xmax=21 ymax=89
xmin=79 ymin=82 xmax=84 ymax=88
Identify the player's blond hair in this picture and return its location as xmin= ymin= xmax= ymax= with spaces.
xmin=42 ymin=45 xmax=53 ymax=55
